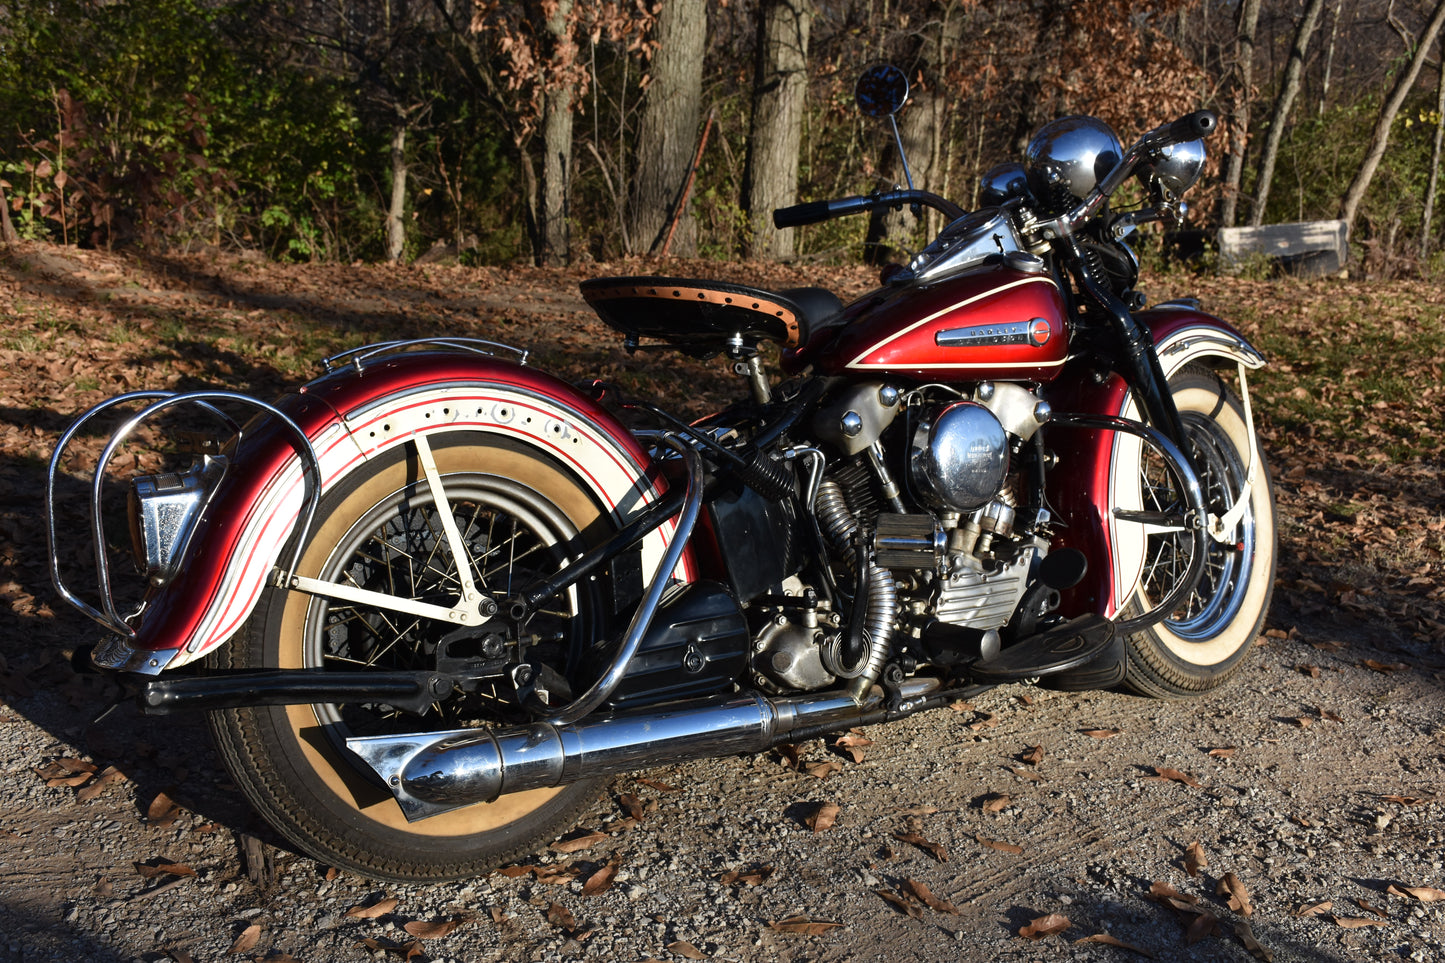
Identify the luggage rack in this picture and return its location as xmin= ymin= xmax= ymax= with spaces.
xmin=322 ymin=338 xmax=528 ymax=373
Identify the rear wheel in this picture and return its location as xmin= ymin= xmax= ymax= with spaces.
xmin=207 ymin=434 xmax=612 ymax=880
xmin=1123 ymin=365 xmax=1277 ymax=698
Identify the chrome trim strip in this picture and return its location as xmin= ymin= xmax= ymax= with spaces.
xmin=845 ymin=275 xmax=1060 ymax=370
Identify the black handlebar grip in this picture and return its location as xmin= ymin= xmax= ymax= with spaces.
xmin=1165 ymin=110 xmax=1217 ymax=143
xmin=773 ymin=200 xmax=837 ymax=229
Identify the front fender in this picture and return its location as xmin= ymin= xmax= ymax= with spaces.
xmin=1046 ymin=307 xmax=1265 ymax=620
xmin=115 ymin=354 xmax=690 ymax=671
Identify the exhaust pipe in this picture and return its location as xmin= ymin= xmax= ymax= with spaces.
xmin=346 ymin=680 xmax=943 ymax=821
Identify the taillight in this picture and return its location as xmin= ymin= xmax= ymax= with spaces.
xmin=127 ymin=455 xmax=228 ymax=585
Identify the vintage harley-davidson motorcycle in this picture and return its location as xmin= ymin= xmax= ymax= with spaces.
xmin=47 ymin=66 xmax=1274 ymax=881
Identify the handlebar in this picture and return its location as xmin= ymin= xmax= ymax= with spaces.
xmin=774 ymin=189 xmax=967 ymax=230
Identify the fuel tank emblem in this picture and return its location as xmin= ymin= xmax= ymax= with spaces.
xmin=936 ymin=317 xmax=1052 ymax=348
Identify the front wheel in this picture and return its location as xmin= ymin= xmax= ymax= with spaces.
xmin=1122 ymin=365 xmax=1277 ymax=699
xmin=206 ymin=433 xmax=614 ymax=881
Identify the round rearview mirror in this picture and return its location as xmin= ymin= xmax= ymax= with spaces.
xmin=855 ymin=64 xmax=909 ymax=118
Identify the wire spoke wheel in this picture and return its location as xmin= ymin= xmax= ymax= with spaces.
xmin=206 ymin=434 xmax=613 ymax=880
xmin=1123 ymin=366 xmax=1277 ymax=699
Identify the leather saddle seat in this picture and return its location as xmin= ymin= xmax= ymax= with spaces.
xmin=580 ymin=276 xmax=842 ymax=355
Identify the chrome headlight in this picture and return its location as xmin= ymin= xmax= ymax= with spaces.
xmin=1025 ymin=115 xmax=1123 ymax=212
xmin=128 ymin=455 xmax=227 ymax=585
xmin=1139 ymin=138 xmax=1206 ymax=199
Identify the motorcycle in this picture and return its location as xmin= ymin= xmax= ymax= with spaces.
xmin=46 ymin=65 xmax=1275 ymax=881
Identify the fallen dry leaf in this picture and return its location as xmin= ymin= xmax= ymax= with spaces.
xmin=1317 ymin=707 xmax=1343 ymax=722
xmin=968 ymin=711 xmax=1000 ymax=730
xmin=549 ymin=830 xmax=608 ymax=854
xmin=980 ymin=793 xmax=1011 ymax=813
xmin=1234 ymin=919 xmax=1273 ymax=961
xmin=875 ymin=888 xmax=924 ymax=919
xmin=147 ymin=792 xmax=181 ymax=829
xmin=805 ymin=759 xmax=843 ymax=779
xmin=766 ymin=916 xmax=843 ymax=935
xmin=345 ymin=897 xmax=398 ymax=919
xmin=489 ymin=907 xmax=508 ymax=924
xmin=1019 ymin=913 xmax=1070 ymax=940
xmin=1294 ymin=900 xmax=1333 ymax=917
xmin=1208 ymin=747 xmax=1238 ymax=759
xmin=1010 ymin=766 xmax=1044 ymax=782
xmin=134 ymin=861 xmax=196 ymax=880
xmin=834 ymin=730 xmax=873 ymax=764
xmin=1184 ymin=840 xmax=1207 ymax=877
xmin=976 ymin=834 xmax=1023 ymax=854
xmin=902 ymin=878 xmax=960 ymax=914
xmin=894 ymin=832 xmax=948 ymax=861
xmin=1148 ymin=767 xmax=1202 ymax=787
xmin=1355 ymin=899 xmax=1389 ymax=918
xmin=403 ymin=918 xmax=464 ymax=939
xmin=776 ymin=744 xmax=802 ymax=769
xmin=545 ymin=902 xmax=577 ymax=931
xmin=229 ymin=923 xmax=260 ymax=954
xmin=358 ymin=937 xmax=424 ymax=960
xmin=1380 ymin=795 xmax=1430 ymax=806
xmin=807 ymin=802 xmax=840 ymax=833
xmin=618 ymin=793 xmax=646 ymax=821
xmin=667 ymin=940 xmax=708 ymax=960
xmin=1081 ymin=728 xmax=1122 ymax=739
xmin=581 ymin=857 xmax=622 ymax=897
xmin=494 ymin=864 xmax=533 ymax=878
xmin=535 ymin=864 xmax=581 ymax=885
xmin=1288 ymin=716 xmax=1313 ymax=729
xmin=717 ymin=864 xmax=774 ymax=887
xmin=1074 ymin=932 xmax=1155 ymax=957
xmin=1360 ymin=659 xmax=1407 ymax=673
xmin=1020 ymin=745 xmax=1045 ymax=765
xmin=76 ymin=765 xmax=125 ymax=802
xmin=1387 ymin=884 xmax=1445 ymax=902
xmin=1332 ymin=916 xmax=1389 ymax=928
xmin=1217 ymin=872 xmax=1253 ymax=916
xmin=947 ymin=700 xmax=974 ymax=713
xmin=635 ymin=777 xmax=679 ymax=793
xmin=1185 ymin=912 xmax=1223 ymax=944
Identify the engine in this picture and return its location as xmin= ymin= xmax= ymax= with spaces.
xmin=749 ymin=379 xmax=1062 ymax=693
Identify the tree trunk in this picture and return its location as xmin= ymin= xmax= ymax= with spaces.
xmin=1250 ymin=0 xmax=1326 ymax=227
xmin=538 ymin=84 xmax=574 ymax=266
xmin=628 ymin=0 xmax=707 ymax=256
xmin=863 ymin=1 xmax=961 ymax=265
xmin=535 ymin=0 xmax=575 ymax=266
xmin=0 ymin=181 xmax=16 ymax=245
xmin=741 ymin=0 xmax=811 ymax=260
xmin=1340 ymin=0 xmax=1445 ymax=235
xmin=1318 ymin=0 xmax=1344 ymax=116
xmin=1423 ymin=62 xmax=1445 ymax=259
xmin=1221 ymin=0 xmax=1262 ymax=228
xmin=386 ymin=123 xmax=408 ymax=262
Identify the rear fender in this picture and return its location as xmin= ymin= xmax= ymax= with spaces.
xmin=114 ymin=354 xmax=691 ymax=672
xmin=1046 ymin=308 xmax=1265 ymax=619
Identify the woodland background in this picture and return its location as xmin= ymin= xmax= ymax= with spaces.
xmin=3 ymin=0 xmax=1445 ymax=276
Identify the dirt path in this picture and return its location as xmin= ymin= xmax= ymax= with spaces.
xmin=0 ymin=243 xmax=1442 ymax=962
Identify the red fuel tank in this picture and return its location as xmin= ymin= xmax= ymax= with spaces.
xmin=801 ymin=262 xmax=1070 ymax=383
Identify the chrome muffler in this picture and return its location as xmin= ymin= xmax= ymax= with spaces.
xmin=347 ymin=681 xmax=941 ymax=821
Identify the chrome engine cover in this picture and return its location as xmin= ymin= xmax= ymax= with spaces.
xmin=909 ymin=401 xmax=1009 ymax=511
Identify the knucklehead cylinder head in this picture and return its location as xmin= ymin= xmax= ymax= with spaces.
xmin=909 ymin=401 xmax=1010 ymax=512
xmin=813 ymin=381 xmax=902 ymax=456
